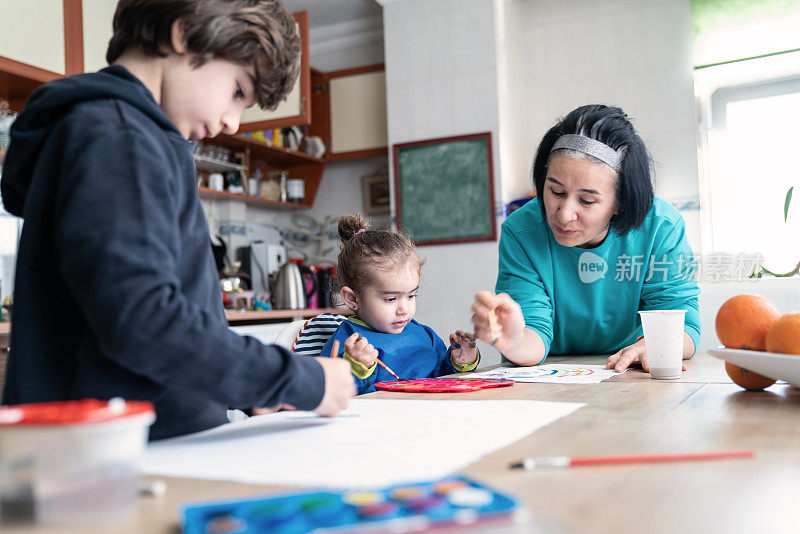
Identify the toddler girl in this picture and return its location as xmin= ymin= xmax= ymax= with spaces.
xmin=321 ymin=214 xmax=480 ymax=394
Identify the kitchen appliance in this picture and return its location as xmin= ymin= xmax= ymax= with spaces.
xmin=302 ymin=266 xmax=318 ymax=308
xmin=314 ymin=266 xmax=336 ymax=308
xmin=238 ymin=242 xmax=287 ymax=293
xmin=273 ymin=261 xmax=319 ymax=310
xmin=273 ymin=262 xmax=306 ymax=309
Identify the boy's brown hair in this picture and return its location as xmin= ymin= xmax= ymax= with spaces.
xmin=336 ymin=213 xmax=423 ymax=294
xmin=106 ymin=0 xmax=300 ymax=110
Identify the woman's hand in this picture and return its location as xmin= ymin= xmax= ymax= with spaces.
xmin=606 ymin=338 xmax=688 ymax=373
xmin=344 ymin=333 xmax=378 ymax=368
xmin=471 ymin=291 xmax=525 ymax=354
xmin=450 ymin=330 xmax=479 ymax=365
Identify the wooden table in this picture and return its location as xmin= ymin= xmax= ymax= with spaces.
xmin=6 ymin=353 xmax=800 ymax=534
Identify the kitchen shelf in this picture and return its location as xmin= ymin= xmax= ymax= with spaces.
xmin=215 ymin=134 xmax=324 ymax=166
xmin=199 ymin=134 xmax=326 ymax=209
xmin=197 ymin=186 xmax=311 ymax=209
xmin=226 ymin=308 xmax=351 ymax=324
xmin=0 ymin=310 xmax=351 ymax=336
xmin=193 ymin=154 xmax=247 ymax=174
xmin=0 ymin=57 xmax=61 ymax=111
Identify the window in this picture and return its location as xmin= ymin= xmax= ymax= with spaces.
xmin=696 ymin=53 xmax=800 ymax=275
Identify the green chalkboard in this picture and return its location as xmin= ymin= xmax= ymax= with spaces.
xmin=393 ymin=132 xmax=496 ymax=246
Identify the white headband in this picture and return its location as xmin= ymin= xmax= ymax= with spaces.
xmin=551 ymin=134 xmax=623 ymax=173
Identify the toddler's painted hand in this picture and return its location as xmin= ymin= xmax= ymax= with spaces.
xmin=344 ymin=332 xmax=378 ymax=368
xmin=450 ymin=330 xmax=479 ymax=365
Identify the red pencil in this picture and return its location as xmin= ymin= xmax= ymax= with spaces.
xmin=331 ymin=340 xmax=340 ymax=359
xmin=510 ymin=450 xmax=754 ymax=469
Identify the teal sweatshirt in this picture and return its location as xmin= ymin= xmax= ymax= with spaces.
xmin=496 ymin=197 xmax=700 ymax=359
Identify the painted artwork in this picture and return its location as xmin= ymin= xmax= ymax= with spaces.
xmin=466 ymin=364 xmax=623 ymax=384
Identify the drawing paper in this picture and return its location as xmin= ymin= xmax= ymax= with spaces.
xmin=142 ymin=399 xmax=583 ymax=488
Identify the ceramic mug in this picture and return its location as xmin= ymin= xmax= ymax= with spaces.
xmin=208 ymin=173 xmax=224 ymax=191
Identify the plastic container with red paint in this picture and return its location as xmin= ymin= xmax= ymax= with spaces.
xmin=0 ymin=398 xmax=155 ymax=525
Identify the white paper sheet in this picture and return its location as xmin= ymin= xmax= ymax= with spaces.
xmin=466 ymin=364 xmax=623 ymax=384
xmin=141 ymin=399 xmax=583 ymax=488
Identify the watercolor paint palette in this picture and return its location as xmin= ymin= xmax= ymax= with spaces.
xmin=374 ymin=377 xmax=514 ymax=393
xmin=182 ymin=476 xmax=520 ymax=533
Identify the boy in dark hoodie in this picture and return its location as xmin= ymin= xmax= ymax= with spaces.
xmin=0 ymin=0 xmax=355 ymax=440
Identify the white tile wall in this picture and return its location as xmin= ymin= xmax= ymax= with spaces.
xmin=383 ymin=0 xmax=504 ymax=365
xmin=380 ymin=0 xmax=702 ymax=365
xmin=498 ymin=0 xmax=701 ymax=249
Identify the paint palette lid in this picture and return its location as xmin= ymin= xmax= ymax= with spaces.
xmin=374 ymin=378 xmax=514 ymax=393
xmin=0 ymin=398 xmax=155 ymax=426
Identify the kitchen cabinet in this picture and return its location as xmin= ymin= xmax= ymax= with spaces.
xmin=81 ymin=0 xmax=116 ymax=74
xmin=237 ymin=11 xmax=312 ymax=131
xmin=0 ymin=5 xmax=326 ymax=208
xmin=0 ymin=0 xmax=67 ymax=75
xmin=309 ymin=63 xmax=387 ymax=162
xmin=0 ymin=0 xmax=82 ymax=110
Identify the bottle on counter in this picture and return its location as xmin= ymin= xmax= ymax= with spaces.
xmin=279 ymin=171 xmax=288 ymax=203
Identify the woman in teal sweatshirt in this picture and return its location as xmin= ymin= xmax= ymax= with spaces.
xmin=472 ymin=105 xmax=700 ymax=375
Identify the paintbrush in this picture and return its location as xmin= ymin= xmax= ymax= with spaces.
xmin=374 ymin=357 xmax=401 ymax=380
xmin=488 ymin=307 xmax=499 ymax=344
xmin=509 ymin=450 xmax=754 ymax=469
xmin=354 ymin=334 xmax=401 ymax=380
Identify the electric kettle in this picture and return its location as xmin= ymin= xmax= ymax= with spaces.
xmin=273 ymin=262 xmax=306 ymax=309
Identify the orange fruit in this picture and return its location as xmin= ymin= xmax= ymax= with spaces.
xmin=715 ymin=294 xmax=781 ymax=350
xmin=765 ymin=312 xmax=800 ymax=355
xmin=724 ymin=362 xmax=776 ymax=391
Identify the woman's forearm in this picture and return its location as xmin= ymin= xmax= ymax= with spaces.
xmin=500 ymin=328 xmax=547 ymax=366
xmin=683 ymin=332 xmax=696 ymax=359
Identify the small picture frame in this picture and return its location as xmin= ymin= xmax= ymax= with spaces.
xmin=361 ymin=171 xmax=390 ymax=215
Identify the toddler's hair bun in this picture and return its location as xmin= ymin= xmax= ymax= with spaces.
xmin=338 ymin=213 xmax=370 ymax=242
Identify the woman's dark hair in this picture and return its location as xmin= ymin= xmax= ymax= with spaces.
xmin=532 ymin=104 xmax=654 ymax=236
xmin=336 ymin=214 xmax=422 ymax=294
xmin=106 ymin=0 xmax=300 ymax=110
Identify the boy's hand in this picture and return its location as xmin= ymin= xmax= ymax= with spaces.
xmin=251 ymin=403 xmax=297 ymax=415
xmin=450 ymin=330 xmax=479 ymax=365
xmin=344 ymin=333 xmax=378 ymax=368
xmin=313 ymin=357 xmax=356 ymax=417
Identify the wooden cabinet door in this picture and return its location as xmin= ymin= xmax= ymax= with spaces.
xmin=329 ymin=65 xmax=387 ymax=157
xmin=81 ymin=0 xmax=117 ymax=73
xmin=238 ymin=11 xmax=311 ymax=131
xmin=0 ymin=0 xmax=67 ymax=75
xmin=313 ymin=63 xmax=387 ymax=162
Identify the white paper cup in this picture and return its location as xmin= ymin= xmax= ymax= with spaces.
xmin=639 ymin=310 xmax=686 ymax=380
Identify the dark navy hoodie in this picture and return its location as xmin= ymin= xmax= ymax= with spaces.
xmin=1 ymin=65 xmax=325 ymax=440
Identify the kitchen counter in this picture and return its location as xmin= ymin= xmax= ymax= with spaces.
xmin=225 ymin=307 xmax=351 ymax=324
